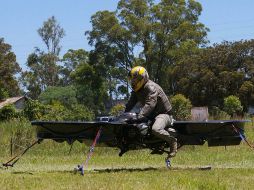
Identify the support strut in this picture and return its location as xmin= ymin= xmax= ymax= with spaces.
xmin=2 ymin=139 xmax=41 ymax=168
xmin=74 ymin=127 xmax=102 ymax=175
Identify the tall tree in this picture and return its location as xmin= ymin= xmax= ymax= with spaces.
xmin=86 ymin=10 xmax=134 ymax=98
xmin=86 ymin=0 xmax=209 ymax=97
xmin=22 ymin=16 xmax=65 ymax=98
xmin=70 ymin=59 xmax=108 ymax=115
xmin=22 ymin=49 xmax=61 ymax=98
xmin=0 ymin=38 xmax=21 ymax=100
xmin=89 ymin=42 xmax=129 ymax=101
xmin=38 ymin=16 xmax=65 ymax=56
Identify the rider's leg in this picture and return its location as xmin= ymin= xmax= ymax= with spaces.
xmin=151 ymin=114 xmax=177 ymax=158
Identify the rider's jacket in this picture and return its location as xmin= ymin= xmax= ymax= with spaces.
xmin=125 ymin=80 xmax=172 ymax=120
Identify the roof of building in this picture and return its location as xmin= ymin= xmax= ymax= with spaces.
xmin=0 ymin=96 xmax=26 ymax=109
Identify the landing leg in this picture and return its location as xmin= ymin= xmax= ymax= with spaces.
xmin=74 ymin=165 xmax=84 ymax=175
xmin=165 ymin=158 xmax=171 ymax=168
xmin=2 ymin=139 xmax=41 ymax=168
xmin=74 ymin=127 xmax=102 ymax=175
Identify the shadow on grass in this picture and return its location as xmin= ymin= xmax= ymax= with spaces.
xmin=5 ymin=166 xmax=212 ymax=176
xmin=92 ymin=166 xmax=212 ymax=173
xmin=12 ymin=171 xmax=34 ymax=175
xmin=93 ymin=167 xmax=159 ymax=173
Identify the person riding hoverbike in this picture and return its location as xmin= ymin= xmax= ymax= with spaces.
xmin=125 ymin=66 xmax=177 ymax=159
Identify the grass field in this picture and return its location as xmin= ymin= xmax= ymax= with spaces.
xmin=1 ymin=120 xmax=254 ymax=190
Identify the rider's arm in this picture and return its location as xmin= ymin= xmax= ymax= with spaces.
xmin=125 ymin=91 xmax=137 ymax=112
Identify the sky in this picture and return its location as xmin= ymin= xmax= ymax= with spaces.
xmin=1 ymin=0 xmax=254 ymax=70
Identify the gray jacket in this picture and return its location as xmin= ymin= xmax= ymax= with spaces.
xmin=125 ymin=80 xmax=172 ymax=120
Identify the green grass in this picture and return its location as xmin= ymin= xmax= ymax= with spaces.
xmin=1 ymin=120 xmax=254 ymax=189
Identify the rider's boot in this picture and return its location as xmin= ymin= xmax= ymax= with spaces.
xmin=167 ymin=137 xmax=177 ymax=159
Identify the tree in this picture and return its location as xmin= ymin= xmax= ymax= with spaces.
xmin=89 ymin=42 xmax=129 ymax=101
xmin=86 ymin=11 xmax=133 ymax=98
xmin=239 ymin=81 xmax=254 ymax=111
xmin=22 ymin=50 xmax=61 ymax=98
xmin=22 ymin=16 xmax=65 ymax=98
xmin=23 ymin=99 xmax=46 ymax=120
xmin=38 ymin=16 xmax=65 ymax=55
xmin=86 ymin=0 xmax=209 ymax=97
xmin=70 ymin=60 xmax=108 ymax=115
xmin=0 ymin=38 xmax=21 ymax=100
xmin=174 ymin=40 xmax=254 ymax=110
xmin=38 ymin=86 xmax=78 ymax=108
xmin=60 ymin=49 xmax=89 ymax=86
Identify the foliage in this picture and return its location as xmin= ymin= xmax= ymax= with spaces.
xmin=0 ymin=38 xmax=21 ymax=98
xmin=0 ymin=119 xmax=33 ymax=156
xmin=209 ymin=106 xmax=230 ymax=120
xmin=42 ymin=101 xmax=94 ymax=121
xmin=39 ymin=86 xmax=78 ymax=108
xmin=174 ymin=40 xmax=254 ymax=109
xmin=21 ymin=50 xmax=61 ymax=99
xmin=239 ymin=81 xmax=254 ymax=112
xmin=23 ymin=99 xmax=46 ymax=120
xmin=60 ymin=49 xmax=89 ymax=86
xmin=223 ymin=95 xmax=243 ymax=117
xmin=38 ymin=16 xmax=65 ymax=55
xmin=41 ymin=101 xmax=67 ymax=121
xmin=86 ymin=0 xmax=208 ymax=97
xmin=0 ymin=104 xmax=20 ymax=121
xmin=9 ymin=2 xmax=254 ymax=116
xmin=70 ymin=61 xmax=108 ymax=115
xmin=110 ymin=104 xmax=125 ymax=116
xmin=22 ymin=16 xmax=65 ymax=99
xmin=0 ymin=88 xmax=8 ymax=101
xmin=170 ymin=94 xmax=192 ymax=120
xmin=66 ymin=104 xmax=95 ymax=121
xmin=88 ymin=42 xmax=129 ymax=99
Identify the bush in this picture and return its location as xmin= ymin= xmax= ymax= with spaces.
xmin=0 ymin=88 xmax=8 ymax=101
xmin=42 ymin=102 xmax=94 ymax=121
xmin=65 ymin=104 xmax=95 ymax=121
xmin=223 ymin=95 xmax=243 ymax=117
xmin=170 ymin=94 xmax=192 ymax=120
xmin=0 ymin=104 xmax=21 ymax=121
xmin=110 ymin=104 xmax=125 ymax=116
xmin=23 ymin=99 xmax=46 ymax=120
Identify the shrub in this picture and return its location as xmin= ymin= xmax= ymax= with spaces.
xmin=65 ymin=104 xmax=95 ymax=121
xmin=42 ymin=102 xmax=94 ymax=121
xmin=0 ymin=104 xmax=20 ymax=121
xmin=23 ymin=99 xmax=46 ymax=120
xmin=110 ymin=104 xmax=125 ymax=116
xmin=0 ymin=88 xmax=8 ymax=101
xmin=223 ymin=95 xmax=243 ymax=117
xmin=170 ymin=94 xmax=192 ymax=120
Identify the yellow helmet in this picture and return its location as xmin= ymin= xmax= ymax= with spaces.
xmin=128 ymin=66 xmax=149 ymax=92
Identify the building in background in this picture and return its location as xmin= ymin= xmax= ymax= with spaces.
xmin=0 ymin=96 xmax=27 ymax=110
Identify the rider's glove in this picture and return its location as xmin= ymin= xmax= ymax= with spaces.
xmin=126 ymin=116 xmax=138 ymax=124
xmin=126 ymin=114 xmax=148 ymax=124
